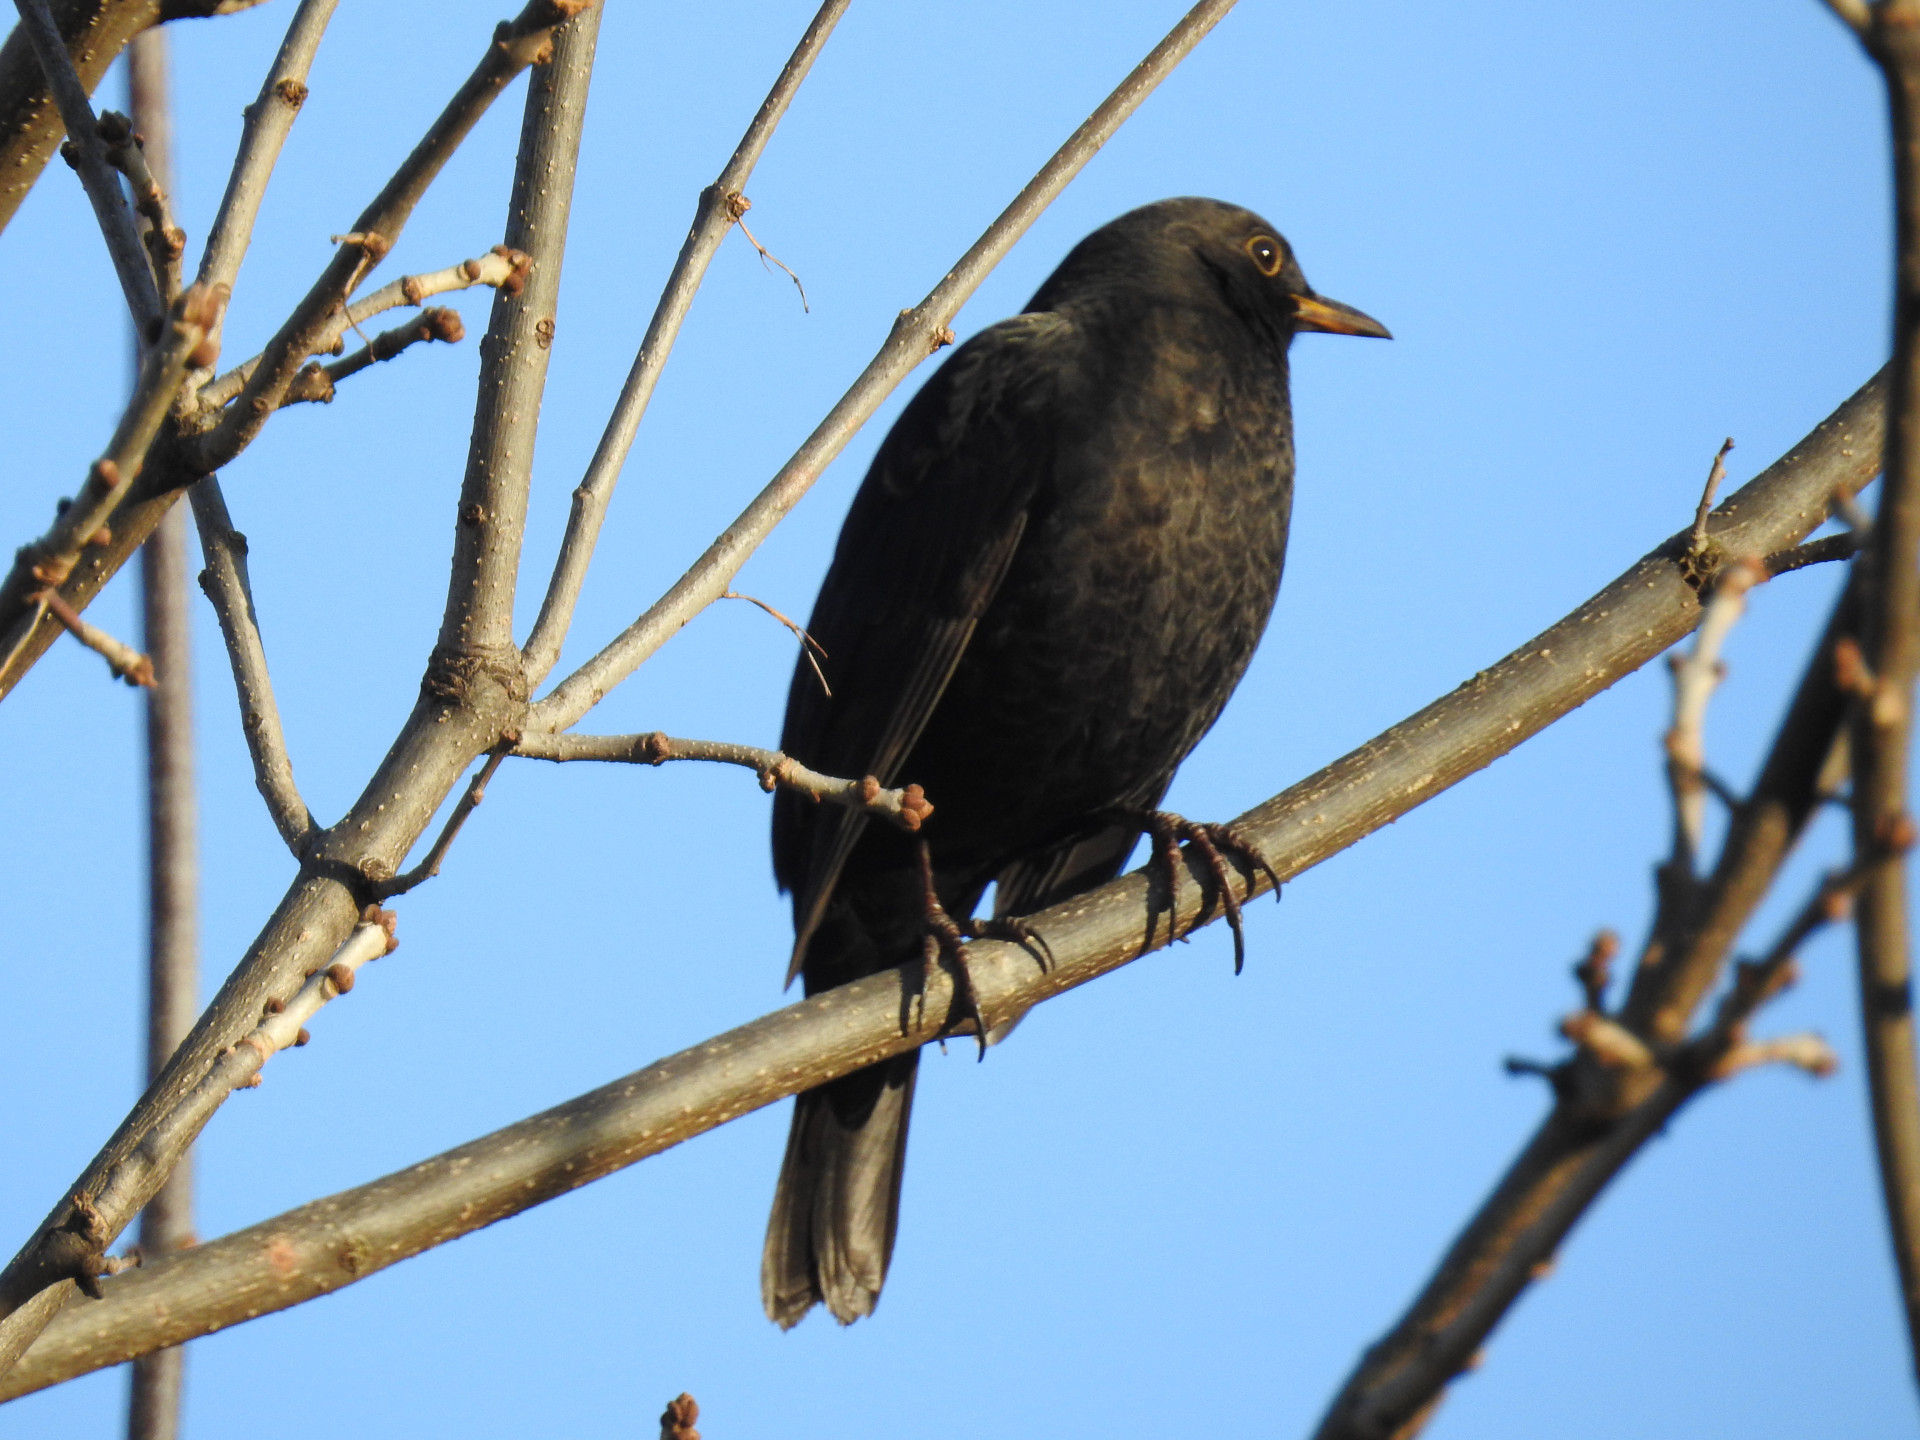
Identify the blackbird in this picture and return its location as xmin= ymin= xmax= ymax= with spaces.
xmin=762 ymin=197 xmax=1388 ymax=1328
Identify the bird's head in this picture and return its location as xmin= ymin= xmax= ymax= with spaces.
xmin=1036 ymin=197 xmax=1391 ymax=345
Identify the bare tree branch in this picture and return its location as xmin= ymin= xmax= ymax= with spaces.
xmin=198 ymin=246 xmax=526 ymax=409
xmin=188 ymin=476 xmax=314 ymax=853
xmin=1765 ymin=529 xmax=1861 ymax=576
xmin=1851 ymin=0 xmax=1920 ymax=1388
xmin=279 ymin=306 xmax=465 ymax=406
xmin=0 ymin=378 xmax=1885 ymax=1391
xmin=187 ymin=0 xmax=594 ymax=474
xmin=1310 ymin=562 xmax=1861 ymax=1440
xmin=12 ymin=0 xmax=161 ymax=332
xmin=36 ymin=584 xmax=152 ymax=684
xmin=180 ymin=0 xmax=333 ymax=385
xmin=0 ymin=5 xmax=574 ymax=706
xmin=126 ymin=32 xmax=192 ymax=1439
xmin=1665 ymin=556 xmax=1764 ymax=870
xmin=527 ymin=0 xmax=1245 ymax=730
xmin=0 ymin=1 xmax=600 ymax=1382
xmin=519 ymin=0 xmax=852 ymax=687
xmin=512 ymin=729 xmax=935 ymax=831
xmin=0 ymin=278 xmax=223 ymax=685
xmin=435 ymin=3 xmax=598 ymax=661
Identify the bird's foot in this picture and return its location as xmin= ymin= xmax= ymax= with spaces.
xmin=916 ymin=841 xmax=992 ymax=1060
xmin=1134 ymin=810 xmax=1282 ymax=974
xmin=959 ymin=914 xmax=1053 ymax=970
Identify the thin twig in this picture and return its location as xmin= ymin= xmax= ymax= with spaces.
xmin=280 ymin=307 xmax=466 ymax=406
xmin=1765 ymin=530 xmax=1860 ymax=577
xmin=512 ymin=730 xmax=934 ymax=830
xmin=529 ymin=0 xmax=1240 ymax=731
xmin=11 ymin=0 xmax=161 ymax=336
xmin=723 ymin=589 xmax=829 ymax=695
xmin=97 ymin=109 xmax=184 ymax=306
xmin=188 ymin=478 xmax=315 ymax=854
xmin=373 ymin=747 xmax=512 ymax=899
xmin=188 ymin=0 xmax=596 ymax=472
xmin=1689 ymin=437 xmax=1735 ymax=556
xmin=519 ymin=0 xmax=853 ymax=686
xmin=1852 ymin=0 xmax=1920 ymax=1385
xmin=191 ymin=0 xmax=335 ymax=300
xmin=0 ymin=384 xmax=1889 ymax=1391
xmin=1665 ymin=555 xmax=1765 ymax=868
xmin=36 ymin=585 xmax=151 ymax=685
xmin=0 ymin=280 xmax=225 ymax=690
xmin=733 ymin=199 xmax=809 ymax=311
xmin=197 ymin=247 xmax=527 ymax=410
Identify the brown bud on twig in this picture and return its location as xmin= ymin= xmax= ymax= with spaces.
xmin=1572 ymin=929 xmax=1619 ymax=1009
xmin=660 ymin=1393 xmax=700 ymax=1440
xmin=326 ymin=962 xmax=356 ymax=995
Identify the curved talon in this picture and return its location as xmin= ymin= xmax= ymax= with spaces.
xmin=918 ymin=840 xmax=992 ymax=1059
xmin=1129 ymin=809 xmax=1281 ymax=974
xmin=963 ymin=914 xmax=1053 ymax=970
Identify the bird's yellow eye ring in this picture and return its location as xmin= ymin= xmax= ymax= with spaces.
xmin=1246 ymin=234 xmax=1284 ymax=277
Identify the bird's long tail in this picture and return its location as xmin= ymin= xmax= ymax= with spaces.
xmin=761 ymin=1050 xmax=919 ymax=1328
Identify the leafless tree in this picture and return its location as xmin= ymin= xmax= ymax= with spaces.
xmin=0 ymin=1 xmax=1913 ymax=1434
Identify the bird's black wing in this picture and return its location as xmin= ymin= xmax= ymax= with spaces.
xmin=774 ymin=311 xmax=1080 ymax=976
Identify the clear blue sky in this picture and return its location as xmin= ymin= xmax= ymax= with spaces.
xmin=0 ymin=1 xmax=1905 ymax=1435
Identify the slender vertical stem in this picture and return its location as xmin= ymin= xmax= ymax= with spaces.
xmin=126 ymin=27 xmax=193 ymax=1440
xmin=436 ymin=3 xmax=600 ymax=661
xmin=1857 ymin=4 xmax=1920 ymax=1392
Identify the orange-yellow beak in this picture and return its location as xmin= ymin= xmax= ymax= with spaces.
xmin=1292 ymin=292 xmax=1391 ymax=339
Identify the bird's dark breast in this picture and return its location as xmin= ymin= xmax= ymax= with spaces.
xmin=908 ymin=325 xmax=1294 ymax=875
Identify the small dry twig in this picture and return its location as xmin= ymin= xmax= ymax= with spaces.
xmin=1689 ymin=437 xmax=1735 ymax=556
xmin=729 ymin=193 xmax=809 ymax=312
xmin=36 ymin=587 xmax=152 ymax=687
xmin=724 ymin=589 xmax=830 ymax=695
xmin=512 ymin=730 xmax=934 ymax=831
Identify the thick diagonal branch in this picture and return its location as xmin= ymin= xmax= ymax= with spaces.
xmin=0 ymin=375 xmax=1884 ymax=1391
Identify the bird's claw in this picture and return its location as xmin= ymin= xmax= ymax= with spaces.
xmin=917 ymin=842 xmax=992 ymax=1059
xmin=961 ymin=914 xmax=1053 ymax=970
xmin=1137 ymin=810 xmax=1281 ymax=974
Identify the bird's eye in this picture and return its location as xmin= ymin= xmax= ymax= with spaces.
xmin=1246 ymin=235 xmax=1284 ymax=277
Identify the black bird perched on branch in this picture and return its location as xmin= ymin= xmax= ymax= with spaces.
xmin=763 ymin=197 xmax=1389 ymax=1328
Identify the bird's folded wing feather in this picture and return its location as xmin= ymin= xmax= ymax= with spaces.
xmin=774 ymin=311 xmax=1080 ymax=973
